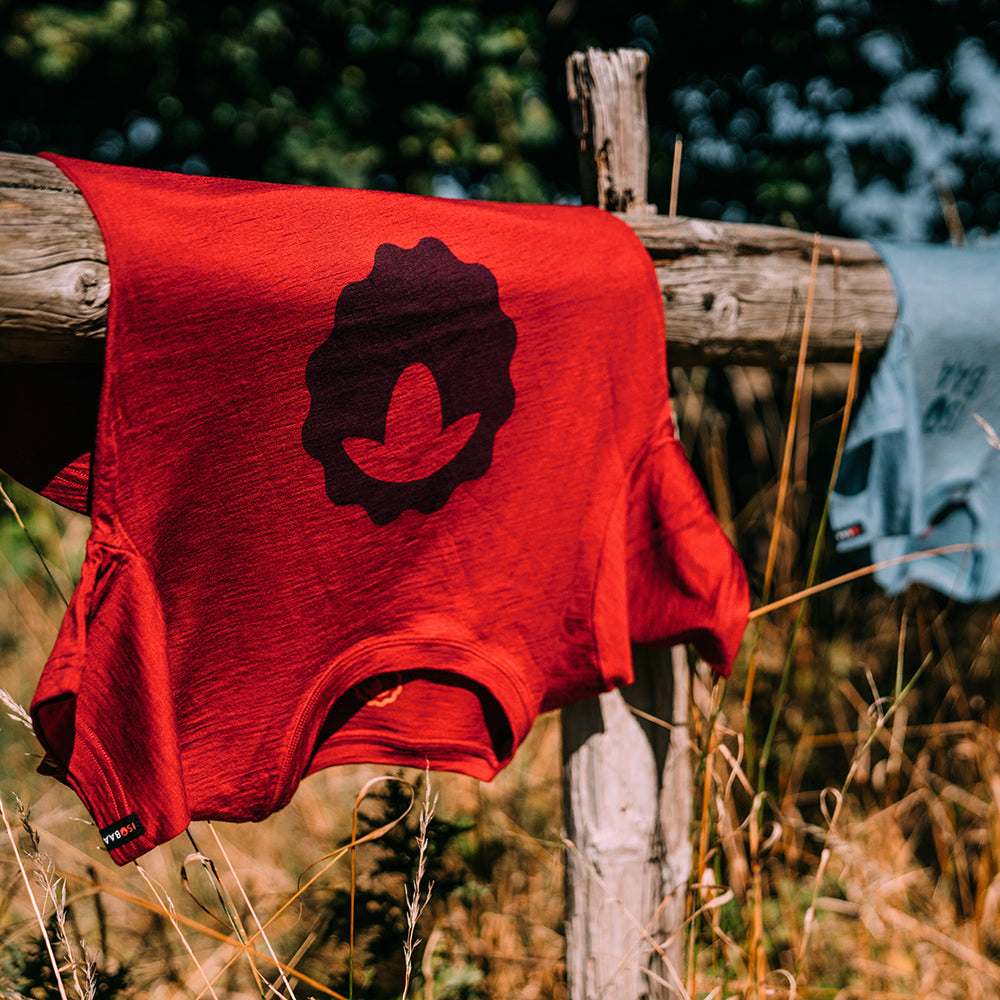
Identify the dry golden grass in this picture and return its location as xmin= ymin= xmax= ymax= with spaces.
xmin=673 ymin=333 xmax=1000 ymax=999
xmin=3 ymin=334 xmax=1000 ymax=997
xmin=0 ymin=493 xmax=567 ymax=998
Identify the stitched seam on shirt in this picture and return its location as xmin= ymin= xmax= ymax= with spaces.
xmin=73 ymin=717 xmax=133 ymax=812
xmin=588 ymin=399 xmax=673 ymax=686
xmin=319 ymin=728 xmax=504 ymax=766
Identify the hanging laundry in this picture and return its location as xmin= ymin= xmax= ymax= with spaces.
xmin=830 ymin=240 xmax=1000 ymax=601
xmin=31 ymin=154 xmax=748 ymax=864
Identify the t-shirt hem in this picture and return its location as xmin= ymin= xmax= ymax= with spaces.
xmin=274 ymin=632 xmax=538 ymax=813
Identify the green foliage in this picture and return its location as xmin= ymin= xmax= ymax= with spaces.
xmin=7 ymin=0 xmax=1000 ymax=233
xmin=1 ymin=916 xmax=130 ymax=999
xmin=0 ymin=479 xmax=73 ymax=607
xmin=1 ymin=0 xmax=568 ymax=201
xmin=303 ymin=776 xmax=481 ymax=999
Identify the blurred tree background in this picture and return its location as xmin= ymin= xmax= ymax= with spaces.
xmin=5 ymin=0 xmax=1000 ymax=241
xmin=8 ymin=7 xmax=1000 ymax=995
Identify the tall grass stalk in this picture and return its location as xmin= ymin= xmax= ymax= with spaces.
xmin=180 ymin=844 xmax=270 ymax=998
xmin=688 ymin=675 xmax=725 ymax=1000
xmin=0 ymin=687 xmax=32 ymax=733
xmin=133 ymin=863 xmax=221 ymax=1000
xmin=349 ymin=795 xmax=358 ymax=999
xmin=16 ymin=801 xmax=97 ymax=1000
xmin=750 ymin=541 xmax=1000 ymax=619
xmin=0 ymin=480 xmax=69 ymax=608
xmin=401 ymin=770 xmax=437 ymax=1000
xmin=0 ymin=794 xmax=70 ymax=1000
xmin=742 ymin=233 xmax=824 ymax=794
xmin=205 ymin=821 xmax=299 ymax=1000
xmin=759 ymin=233 xmax=822 ymax=605
xmin=345 ymin=775 xmax=416 ymax=998
xmin=756 ymin=330 xmax=864 ymax=796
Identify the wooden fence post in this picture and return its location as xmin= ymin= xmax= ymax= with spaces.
xmin=566 ymin=48 xmax=657 ymax=215
xmin=562 ymin=646 xmax=693 ymax=999
xmin=561 ymin=48 xmax=691 ymax=1000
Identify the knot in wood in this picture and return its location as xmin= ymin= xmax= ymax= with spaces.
xmin=715 ymin=292 xmax=740 ymax=331
xmin=701 ymin=291 xmax=740 ymax=331
xmin=75 ymin=269 xmax=102 ymax=307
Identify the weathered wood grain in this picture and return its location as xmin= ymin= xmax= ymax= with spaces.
xmin=629 ymin=214 xmax=897 ymax=365
xmin=567 ymin=48 xmax=656 ymax=215
xmin=0 ymin=152 xmax=107 ymax=362
xmin=562 ymin=648 xmax=692 ymax=999
xmin=0 ymin=150 xmax=898 ymax=366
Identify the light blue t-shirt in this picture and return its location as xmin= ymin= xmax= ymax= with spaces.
xmin=829 ymin=241 xmax=1000 ymax=601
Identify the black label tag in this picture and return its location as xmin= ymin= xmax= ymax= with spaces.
xmin=99 ymin=813 xmax=145 ymax=850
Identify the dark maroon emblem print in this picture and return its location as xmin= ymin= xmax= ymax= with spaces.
xmin=302 ymin=237 xmax=517 ymax=524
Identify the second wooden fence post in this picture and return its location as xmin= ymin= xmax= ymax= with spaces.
xmin=561 ymin=48 xmax=692 ymax=1000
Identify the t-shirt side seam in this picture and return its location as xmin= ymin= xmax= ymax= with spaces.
xmin=589 ymin=400 xmax=674 ymax=688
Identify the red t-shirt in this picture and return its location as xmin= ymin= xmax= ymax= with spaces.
xmin=33 ymin=154 xmax=749 ymax=864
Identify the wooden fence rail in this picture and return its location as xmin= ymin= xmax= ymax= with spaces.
xmin=0 ymin=153 xmax=897 ymax=366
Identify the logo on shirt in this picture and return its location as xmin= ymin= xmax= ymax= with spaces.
xmin=834 ymin=522 xmax=865 ymax=543
xmin=99 ymin=812 xmax=146 ymax=850
xmin=302 ymin=237 xmax=517 ymax=525
xmin=922 ymin=359 xmax=988 ymax=435
xmin=341 ymin=362 xmax=480 ymax=483
xmin=354 ymin=671 xmax=405 ymax=708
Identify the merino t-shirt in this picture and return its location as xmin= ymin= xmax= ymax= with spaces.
xmin=33 ymin=154 xmax=749 ymax=864
xmin=830 ymin=241 xmax=1000 ymax=601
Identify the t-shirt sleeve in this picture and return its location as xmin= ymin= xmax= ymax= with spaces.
xmin=39 ymin=454 xmax=92 ymax=514
xmin=626 ymin=413 xmax=749 ymax=675
xmin=30 ymin=530 xmax=188 ymax=864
